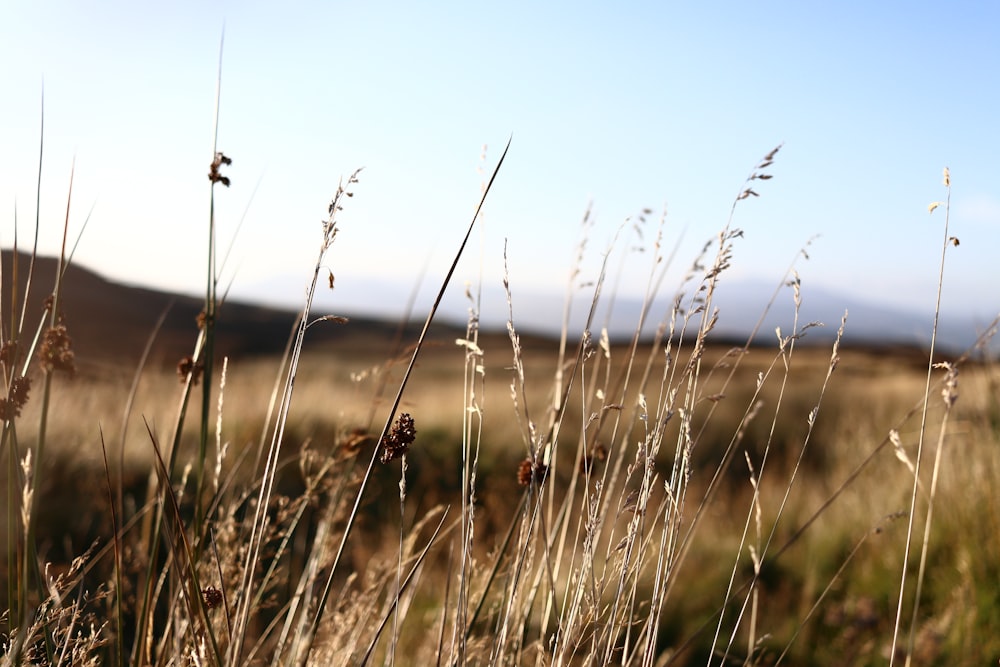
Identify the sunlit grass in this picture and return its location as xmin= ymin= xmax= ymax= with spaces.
xmin=1 ymin=110 xmax=998 ymax=667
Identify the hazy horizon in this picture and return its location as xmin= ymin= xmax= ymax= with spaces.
xmin=20 ymin=245 xmax=985 ymax=352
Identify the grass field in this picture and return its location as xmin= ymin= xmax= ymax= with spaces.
xmin=2 ymin=136 xmax=998 ymax=666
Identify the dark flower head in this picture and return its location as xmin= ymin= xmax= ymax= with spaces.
xmin=208 ymin=152 xmax=232 ymax=187
xmin=40 ymin=324 xmax=76 ymax=376
xmin=380 ymin=413 xmax=417 ymax=464
xmin=202 ymin=586 xmax=224 ymax=610
xmin=518 ymin=457 xmax=548 ymax=487
xmin=0 ymin=375 xmax=32 ymax=420
xmin=177 ymin=355 xmax=204 ymax=385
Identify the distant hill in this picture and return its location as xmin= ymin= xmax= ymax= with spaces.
xmin=0 ymin=250 xmax=469 ymax=374
xmin=261 ymin=270 xmax=996 ymax=355
xmin=2 ymin=250 xmax=991 ymax=378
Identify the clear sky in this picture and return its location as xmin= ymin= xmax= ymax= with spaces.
xmin=1 ymin=2 xmax=998 ymax=336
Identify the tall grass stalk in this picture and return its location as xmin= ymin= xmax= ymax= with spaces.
xmin=195 ymin=40 xmax=227 ymax=541
xmin=301 ymin=138 xmax=511 ymax=663
xmin=228 ymin=167 xmax=360 ymax=664
xmin=891 ymin=169 xmax=956 ymax=666
xmin=131 ymin=42 xmax=229 ymax=662
xmin=17 ymin=158 xmax=76 ymax=666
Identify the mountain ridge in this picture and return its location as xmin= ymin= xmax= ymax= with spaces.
xmin=1 ymin=250 xmax=990 ymax=377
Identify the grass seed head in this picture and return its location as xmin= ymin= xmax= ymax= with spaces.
xmin=0 ymin=375 xmax=32 ymax=420
xmin=39 ymin=323 xmax=76 ymax=376
xmin=202 ymin=586 xmax=224 ymax=610
xmin=380 ymin=412 xmax=417 ymax=464
xmin=208 ymin=151 xmax=232 ymax=187
xmin=177 ymin=355 xmax=204 ymax=385
xmin=517 ymin=458 xmax=533 ymax=486
xmin=0 ymin=341 xmax=17 ymax=366
xmin=518 ymin=457 xmax=548 ymax=486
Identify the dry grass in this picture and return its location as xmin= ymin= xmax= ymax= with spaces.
xmin=2 ymin=124 xmax=999 ymax=667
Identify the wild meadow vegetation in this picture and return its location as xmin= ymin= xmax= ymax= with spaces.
xmin=2 ymin=107 xmax=999 ymax=666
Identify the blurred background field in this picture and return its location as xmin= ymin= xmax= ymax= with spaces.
xmin=3 ymin=249 xmax=998 ymax=663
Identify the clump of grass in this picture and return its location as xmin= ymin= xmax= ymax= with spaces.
xmin=2 ymin=91 xmax=998 ymax=667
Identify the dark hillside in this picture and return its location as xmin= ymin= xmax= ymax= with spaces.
xmin=1 ymin=250 xmax=946 ymax=379
xmin=0 ymin=250 xmax=452 ymax=373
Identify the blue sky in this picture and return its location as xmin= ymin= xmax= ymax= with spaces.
xmin=1 ymin=2 xmax=998 ymax=337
